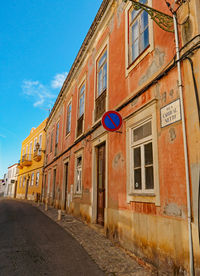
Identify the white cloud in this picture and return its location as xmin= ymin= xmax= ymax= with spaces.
xmin=22 ymin=80 xmax=56 ymax=109
xmin=51 ymin=72 xmax=68 ymax=89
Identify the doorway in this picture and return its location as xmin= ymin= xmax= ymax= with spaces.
xmin=52 ymin=169 xmax=56 ymax=204
xmin=43 ymin=174 xmax=47 ymax=201
xmin=25 ymin=178 xmax=29 ymax=199
xmin=97 ymin=143 xmax=106 ymax=226
xmin=64 ymin=162 xmax=69 ymax=210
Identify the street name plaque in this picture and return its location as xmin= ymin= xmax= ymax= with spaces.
xmin=160 ymin=99 xmax=181 ymax=128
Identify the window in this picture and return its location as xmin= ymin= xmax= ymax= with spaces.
xmin=34 ymin=138 xmax=37 ymax=151
xmin=97 ymin=50 xmax=107 ymax=97
xmin=75 ymin=156 xmax=82 ymax=194
xmin=77 ymin=84 xmax=85 ymax=137
xmin=23 ymin=176 xmax=26 ymax=187
xmin=55 ymin=123 xmax=59 ymax=156
xmin=128 ymin=0 xmax=149 ymax=64
xmin=47 ymin=171 xmax=51 ymax=195
xmin=56 ymin=123 xmax=59 ymax=144
xmin=46 ymin=137 xmax=49 ymax=154
xmin=39 ymin=134 xmax=42 ymax=149
xmin=95 ymin=49 xmax=107 ymax=121
xmin=29 ymin=142 xmax=32 ymax=160
xmin=31 ymin=173 xmax=34 ymax=186
xmin=50 ymin=131 xmax=53 ymax=153
xmin=66 ymin=102 xmax=72 ymax=135
xmin=19 ymin=177 xmax=22 ymax=188
xmin=126 ymin=101 xmax=159 ymax=204
xmin=36 ymin=172 xmax=39 ymax=186
xmin=53 ymin=169 xmax=56 ymax=199
xmin=129 ymin=120 xmax=154 ymax=194
xmin=132 ymin=121 xmax=153 ymax=192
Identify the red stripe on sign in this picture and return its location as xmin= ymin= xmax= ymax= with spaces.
xmin=107 ymin=114 xmax=117 ymax=128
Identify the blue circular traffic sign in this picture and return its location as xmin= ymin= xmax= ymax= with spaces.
xmin=102 ymin=111 xmax=122 ymax=132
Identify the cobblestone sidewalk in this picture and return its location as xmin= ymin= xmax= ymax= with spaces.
xmin=34 ymin=202 xmax=157 ymax=276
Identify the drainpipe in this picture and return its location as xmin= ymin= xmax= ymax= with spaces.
xmin=173 ymin=12 xmax=194 ymax=276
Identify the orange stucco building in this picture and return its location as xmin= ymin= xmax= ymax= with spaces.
xmin=42 ymin=0 xmax=200 ymax=274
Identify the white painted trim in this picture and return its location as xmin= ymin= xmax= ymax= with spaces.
xmin=93 ymin=37 xmax=109 ymax=124
xmin=62 ymin=157 xmax=70 ymax=203
xmin=76 ymin=74 xmax=87 ymax=138
xmin=74 ymin=148 xmax=84 ymax=196
xmin=125 ymin=0 xmax=154 ymax=77
xmin=91 ymin=133 xmax=108 ymax=224
xmin=126 ymin=100 xmax=160 ymax=206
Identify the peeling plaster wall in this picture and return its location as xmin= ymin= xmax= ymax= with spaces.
xmin=42 ymin=0 xmax=200 ymax=273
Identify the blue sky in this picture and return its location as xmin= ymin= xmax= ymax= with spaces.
xmin=0 ymin=0 xmax=102 ymax=178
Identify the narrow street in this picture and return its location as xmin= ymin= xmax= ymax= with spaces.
xmin=0 ymin=199 xmax=155 ymax=276
xmin=0 ymin=199 xmax=104 ymax=276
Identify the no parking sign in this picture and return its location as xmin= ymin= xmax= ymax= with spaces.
xmin=101 ymin=111 xmax=122 ymax=132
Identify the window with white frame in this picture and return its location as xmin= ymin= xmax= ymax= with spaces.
xmin=50 ymin=131 xmax=53 ymax=153
xmin=130 ymin=120 xmax=154 ymax=193
xmin=77 ymin=84 xmax=85 ymax=137
xmin=56 ymin=123 xmax=59 ymax=144
xmin=23 ymin=176 xmax=26 ymax=187
xmin=55 ymin=123 xmax=59 ymax=156
xmin=34 ymin=138 xmax=37 ymax=151
xmin=31 ymin=173 xmax=34 ymax=186
xmin=128 ymin=0 xmax=149 ymax=64
xmin=46 ymin=137 xmax=49 ymax=154
xmin=95 ymin=49 xmax=107 ymax=121
xmin=35 ymin=172 xmax=39 ymax=186
xmin=39 ymin=134 xmax=42 ymax=149
xmin=29 ymin=142 xmax=32 ymax=160
xmin=47 ymin=171 xmax=51 ymax=195
xmin=75 ymin=156 xmax=82 ymax=194
xmin=97 ymin=50 xmax=107 ymax=96
xmin=66 ymin=102 xmax=72 ymax=135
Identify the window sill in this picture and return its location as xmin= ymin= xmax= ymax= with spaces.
xmin=126 ymin=44 xmax=151 ymax=76
xmin=129 ymin=192 xmax=155 ymax=197
xmin=65 ymin=132 xmax=70 ymax=139
xmin=73 ymin=193 xmax=82 ymax=198
xmin=75 ymin=132 xmax=85 ymax=142
xmin=128 ymin=192 xmax=156 ymax=204
xmin=92 ymin=117 xmax=102 ymax=129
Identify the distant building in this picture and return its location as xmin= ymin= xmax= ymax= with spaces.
xmin=0 ymin=178 xmax=6 ymax=197
xmin=16 ymin=119 xmax=47 ymax=200
xmin=4 ymin=164 xmax=18 ymax=198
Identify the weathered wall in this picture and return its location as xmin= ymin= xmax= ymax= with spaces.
xmin=43 ymin=0 xmax=200 ymax=273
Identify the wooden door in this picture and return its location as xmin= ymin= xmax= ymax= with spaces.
xmin=97 ymin=143 xmax=105 ymax=226
xmin=52 ymin=169 xmax=56 ymax=202
xmin=25 ymin=178 xmax=29 ymax=199
xmin=43 ymin=175 xmax=47 ymax=200
xmin=64 ymin=163 xmax=69 ymax=210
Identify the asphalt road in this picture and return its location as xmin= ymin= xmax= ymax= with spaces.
xmin=0 ymin=199 xmax=105 ymax=276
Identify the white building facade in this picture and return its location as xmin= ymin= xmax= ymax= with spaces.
xmin=5 ymin=164 xmax=18 ymax=198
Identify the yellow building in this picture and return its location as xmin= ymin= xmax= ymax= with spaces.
xmin=16 ymin=119 xmax=47 ymax=200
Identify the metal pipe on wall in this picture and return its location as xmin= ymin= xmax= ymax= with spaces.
xmin=173 ymin=12 xmax=194 ymax=276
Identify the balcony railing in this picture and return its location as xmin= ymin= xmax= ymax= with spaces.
xmin=21 ymin=154 xmax=32 ymax=166
xmin=17 ymin=160 xmax=23 ymax=169
xmin=95 ymin=90 xmax=106 ymax=121
xmin=33 ymin=150 xmax=42 ymax=162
